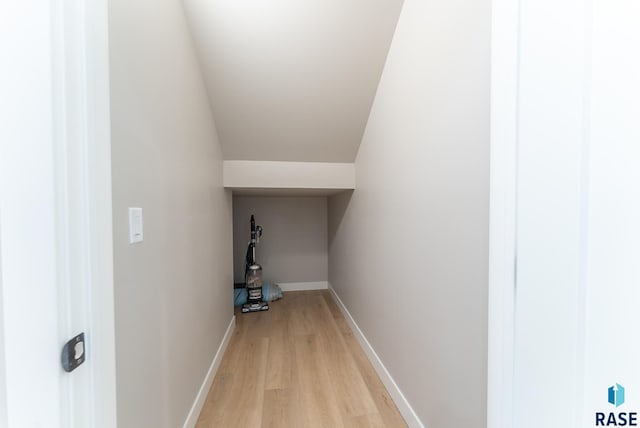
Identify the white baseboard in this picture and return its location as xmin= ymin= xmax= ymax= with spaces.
xmin=183 ymin=316 xmax=236 ymax=428
xmin=328 ymin=285 xmax=425 ymax=428
xmin=277 ymin=281 xmax=328 ymax=292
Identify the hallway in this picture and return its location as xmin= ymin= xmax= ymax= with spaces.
xmin=195 ymin=291 xmax=406 ymax=427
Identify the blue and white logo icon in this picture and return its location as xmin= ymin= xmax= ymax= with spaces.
xmin=609 ymin=383 xmax=625 ymax=407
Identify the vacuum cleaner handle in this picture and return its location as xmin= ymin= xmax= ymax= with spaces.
xmin=245 ymin=243 xmax=254 ymax=266
xmin=247 ymin=215 xmax=257 ymax=266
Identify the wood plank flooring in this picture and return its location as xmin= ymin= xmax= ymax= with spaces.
xmin=196 ymin=290 xmax=407 ymax=428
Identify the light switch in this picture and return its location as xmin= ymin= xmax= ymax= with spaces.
xmin=129 ymin=207 xmax=143 ymax=244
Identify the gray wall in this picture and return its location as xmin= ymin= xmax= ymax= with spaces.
xmin=327 ymin=0 xmax=490 ymax=426
xmin=233 ymin=196 xmax=328 ymax=285
xmin=108 ymin=0 xmax=233 ymax=426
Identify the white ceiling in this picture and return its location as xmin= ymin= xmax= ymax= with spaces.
xmin=183 ymin=0 xmax=403 ymax=162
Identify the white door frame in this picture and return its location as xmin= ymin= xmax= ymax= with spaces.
xmin=488 ymin=0 xmax=596 ymax=426
xmin=78 ymin=1 xmax=118 ymax=426
xmin=54 ymin=0 xmax=118 ymax=425
xmin=0 ymin=1 xmax=116 ymax=426
xmin=487 ymin=0 xmax=519 ymax=426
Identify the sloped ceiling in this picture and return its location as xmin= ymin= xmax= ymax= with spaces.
xmin=183 ymin=0 xmax=403 ymax=162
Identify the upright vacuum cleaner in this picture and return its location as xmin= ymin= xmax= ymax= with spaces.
xmin=242 ymin=215 xmax=269 ymax=313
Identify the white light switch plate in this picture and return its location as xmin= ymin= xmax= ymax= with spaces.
xmin=128 ymin=207 xmax=143 ymax=244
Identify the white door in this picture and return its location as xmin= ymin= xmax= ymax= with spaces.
xmin=489 ymin=1 xmax=640 ymax=427
xmin=0 ymin=1 xmax=116 ymax=427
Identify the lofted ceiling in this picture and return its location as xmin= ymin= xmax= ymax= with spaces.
xmin=183 ymin=0 xmax=403 ymax=162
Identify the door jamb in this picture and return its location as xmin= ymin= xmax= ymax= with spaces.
xmin=487 ymin=0 xmax=519 ymax=427
xmin=53 ymin=0 xmax=117 ymax=426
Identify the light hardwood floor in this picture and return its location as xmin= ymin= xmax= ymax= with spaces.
xmin=196 ymin=290 xmax=407 ymax=428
